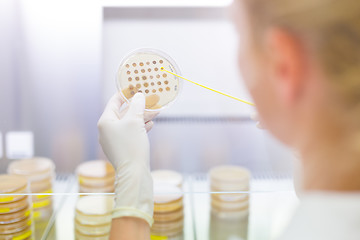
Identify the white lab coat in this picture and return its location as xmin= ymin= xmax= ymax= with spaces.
xmin=278 ymin=192 xmax=360 ymax=240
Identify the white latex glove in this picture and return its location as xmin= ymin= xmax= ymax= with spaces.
xmin=97 ymin=92 xmax=156 ymax=227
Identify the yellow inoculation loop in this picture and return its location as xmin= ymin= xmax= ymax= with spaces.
xmin=160 ymin=67 xmax=255 ymax=106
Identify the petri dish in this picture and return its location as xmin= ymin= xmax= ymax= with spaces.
xmin=116 ymin=48 xmax=182 ymax=111
xmin=76 ymin=160 xmax=115 ymax=179
xmin=75 ymin=196 xmax=114 ymax=223
xmin=75 ymin=230 xmax=109 ymax=240
xmin=75 ymin=220 xmax=111 ymax=236
xmin=0 ymin=207 xmax=31 ymax=224
xmin=7 ymin=158 xmax=55 ymax=182
xmin=0 ymin=175 xmax=28 ymax=204
xmin=0 ymin=198 xmax=30 ymax=214
xmin=154 ymin=185 xmax=183 ymax=213
xmin=78 ymin=184 xmax=114 ymax=194
xmin=151 ymin=170 xmax=183 ymax=188
xmin=209 ymin=165 xmax=251 ymax=184
xmin=211 ymin=197 xmax=249 ymax=211
xmin=0 ymin=215 xmax=32 ymax=234
xmin=0 ymin=224 xmax=33 ymax=240
xmin=153 ymin=207 xmax=183 ymax=222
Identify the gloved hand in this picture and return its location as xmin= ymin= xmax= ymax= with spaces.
xmin=97 ymin=92 xmax=157 ymax=227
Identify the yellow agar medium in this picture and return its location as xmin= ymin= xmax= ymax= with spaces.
xmin=160 ymin=67 xmax=255 ymax=106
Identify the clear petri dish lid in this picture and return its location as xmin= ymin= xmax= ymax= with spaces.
xmin=76 ymin=196 xmax=114 ymax=216
xmin=151 ymin=170 xmax=183 ymax=188
xmin=7 ymin=157 xmax=55 ymax=182
xmin=76 ymin=160 xmax=115 ymax=179
xmin=209 ymin=165 xmax=251 ymax=184
xmin=0 ymin=175 xmax=28 ymax=195
xmin=116 ymin=48 xmax=182 ymax=111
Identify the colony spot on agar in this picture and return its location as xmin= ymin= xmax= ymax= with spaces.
xmin=151 ymin=82 xmax=155 ymax=86
xmin=144 ymin=83 xmax=149 ymax=87
xmin=163 ymin=74 xmax=167 ymax=78
xmin=156 ymin=75 xmax=160 ymax=78
xmin=153 ymin=61 xmax=156 ymax=64
xmin=127 ymin=71 xmax=131 ymax=75
xmin=129 ymin=85 xmax=134 ymax=90
xmin=141 ymin=69 xmax=145 ymax=73
xmin=159 ymin=88 xmax=163 ymax=92
xmin=157 ymin=81 xmax=161 ymax=85
xmin=145 ymin=89 xmax=149 ymax=93
xmin=126 ymin=64 xmax=130 ymax=68
xmin=166 ymin=87 xmax=170 ymax=91
xmin=154 ymin=68 xmax=159 ymax=71
xmin=134 ymin=70 xmax=138 ymax=74
xmin=159 ymin=60 xmax=163 ymax=64
xmin=135 ymin=77 xmax=140 ymax=81
xmin=146 ymin=62 xmax=150 ymax=65
xmin=148 ymin=68 xmax=151 ymax=72
xmin=164 ymin=81 xmax=169 ymax=84
xmin=150 ymin=76 xmax=154 ymax=79
xmin=132 ymin=63 xmax=136 ymax=67
xmin=142 ymin=76 xmax=147 ymax=80
xmin=128 ymin=77 xmax=132 ymax=81
xmin=136 ymin=84 xmax=141 ymax=89
xmin=152 ymin=89 xmax=156 ymax=93
xmin=140 ymin=62 xmax=144 ymax=66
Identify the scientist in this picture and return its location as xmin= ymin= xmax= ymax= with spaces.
xmin=97 ymin=0 xmax=360 ymax=239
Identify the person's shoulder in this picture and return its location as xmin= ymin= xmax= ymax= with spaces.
xmin=277 ymin=191 xmax=360 ymax=240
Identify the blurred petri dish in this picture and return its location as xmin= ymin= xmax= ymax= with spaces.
xmin=75 ymin=196 xmax=114 ymax=222
xmin=0 ymin=215 xmax=32 ymax=234
xmin=151 ymin=218 xmax=184 ymax=233
xmin=76 ymin=160 xmax=115 ymax=179
xmin=0 ymin=224 xmax=33 ymax=240
xmin=209 ymin=165 xmax=250 ymax=184
xmin=8 ymin=158 xmax=55 ymax=182
xmin=211 ymin=192 xmax=249 ymax=202
xmin=151 ymin=170 xmax=183 ymax=188
xmin=0 ymin=175 xmax=28 ymax=204
xmin=154 ymin=185 xmax=183 ymax=213
xmin=211 ymin=197 xmax=249 ymax=211
xmin=153 ymin=207 xmax=183 ymax=223
xmin=75 ymin=220 xmax=111 ymax=236
xmin=75 ymin=230 xmax=109 ymax=240
xmin=78 ymin=185 xmax=114 ymax=194
xmin=0 ymin=207 xmax=31 ymax=224
xmin=116 ymin=48 xmax=182 ymax=111
xmin=0 ymin=198 xmax=30 ymax=214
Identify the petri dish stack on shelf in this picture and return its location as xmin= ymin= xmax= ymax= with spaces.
xmin=74 ymin=196 xmax=113 ymax=240
xmin=0 ymin=175 xmax=34 ymax=240
xmin=151 ymin=170 xmax=184 ymax=239
xmin=8 ymin=158 xmax=55 ymax=221
xmin=209 ymin=165 xmax=250 ymax=219
xmin=76 ymin=160 xmax=115 ymax=194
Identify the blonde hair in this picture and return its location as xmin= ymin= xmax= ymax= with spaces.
xmin=243 ymin=0 xmax=360 ymax=110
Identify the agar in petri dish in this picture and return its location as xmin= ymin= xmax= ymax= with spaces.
xmin=116 ymin=48 xmax=182 ymax=111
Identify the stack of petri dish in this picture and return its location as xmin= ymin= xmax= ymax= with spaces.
xmin=209 ymin=165 xmax=251 ymax=219
xmin=8 ymin=158 xmax=55 ymax=221
xmin=74 ymin=196 xmax=113 ymax=240
xmin=76 ymin=160 xmax=115 ymax=194
xmin=0 ymin=175 xmax=34 ymax=240
xmin=151 ymin=170 xmax=184 ymax=239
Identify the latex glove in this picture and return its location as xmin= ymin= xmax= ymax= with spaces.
xmin=97 ymin=92 xmax=156 ymax=227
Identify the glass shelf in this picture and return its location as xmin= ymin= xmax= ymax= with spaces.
xmin=0 ymin=174 xmax=297 ymax=240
